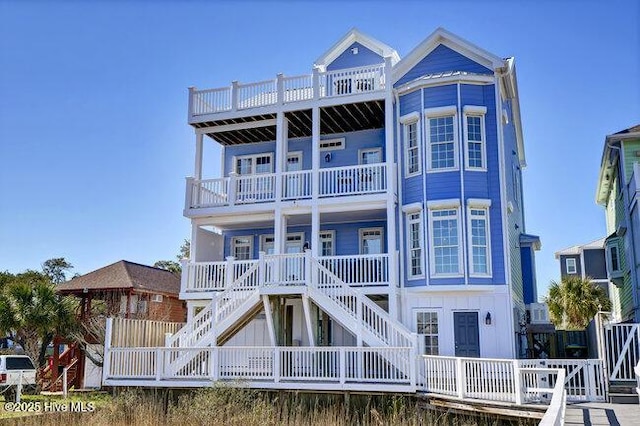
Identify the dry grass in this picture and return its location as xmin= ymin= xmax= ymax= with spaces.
xmin=0 ymin=387 xmax=538 ymax=426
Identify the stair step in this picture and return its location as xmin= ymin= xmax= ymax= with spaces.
xmin=609 ymin=392 xmax=639 ymax=404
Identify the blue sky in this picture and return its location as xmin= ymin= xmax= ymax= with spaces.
xmin=1 ymin=1 xmax=638 ymax=300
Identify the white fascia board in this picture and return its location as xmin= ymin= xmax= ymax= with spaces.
xmin=502 ymin=59 xmax=526 ymax=168
xmin=399 ymin=111 xmax=420 ymax=124
xmin=426 ymin=198 xmax=460 ymax=209
xmin=424 ymin=105 xmax=457 ymax=117
xmin=463 ymin=105 xmax=487 ymax=115
xmin=314 ymin=28 xmax=400 ymax=71
xmin=395 ymin=73 xmax=494 ymax=96
xmin=402 ymin=202 xmax=423 ymax=213
xmin=392 ymin=27 xmax=505 ymax=85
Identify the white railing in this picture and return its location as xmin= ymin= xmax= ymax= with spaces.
xmin=321 ymin=64 xmax=385 ymax=98
xmin=264 ymin=253 xmax=307 ymax=286
xmin=319 ymin=163 xmax=387 ymax=197
xmin=189 ymin=63 xmax=388 ymax=117
xmin=531 ymin=369 xmax=567 ymax=426
xmin=282 ymin=170 xmax=312 ymax=200
xmin=634 ymin=361 xmax=640 ymax=399
xmin=282 ymin=75 xmax=313 ymax=103
xmin=235 ymin=174 xmax=276 ymax=204
xmin=105 ymin=346 xmax=411 ymax=385
xmin=191 ymin=87 xmax=232 ymax=115
xmin=189 ymin=178 xmax=229 ymax=208
xmin=313 ymin=259 xmax=414 ymax=348
xmin=318 ymin=254 xmax=389 ymax=286
xmin=184 ymin=261 xmax=227 ymax=292
xmin=214 ymin=260 xmax=261 ymax=323
xmin=518 ymin=359 xmax=606 ymax=402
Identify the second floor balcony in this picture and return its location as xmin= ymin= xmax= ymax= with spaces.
xmin=185 ymin=162 xmax=389 ymax=210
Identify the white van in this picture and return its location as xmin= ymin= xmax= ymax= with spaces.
xmin=0 ymin=355 xmax=37 ymax=402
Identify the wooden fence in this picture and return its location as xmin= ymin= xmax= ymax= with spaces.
xmin=110 ymin=317 xmax=185 ymax=348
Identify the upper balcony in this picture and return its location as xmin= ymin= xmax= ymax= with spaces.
xmin=189 ymin=62 xmax=389 ymax=123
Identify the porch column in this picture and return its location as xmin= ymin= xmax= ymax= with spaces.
xmin=190 ymin=224 xmax=199 ymax=261
xmin=311 ymin=106 xmax=320 ymax=200
xmin=311 ymin=206 xmax=320 ymax=258
xmin=194 ymin=132 xmax=204 ymax=180
xmin=275 ymin=111 xmax=286 ymax=200
xmin=274 ymin=208 xmax=286 ymax=255
xmin=383 ymin=56 xmax=398 ymax=321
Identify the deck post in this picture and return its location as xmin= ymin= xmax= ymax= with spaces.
xmin=211 ymin=347 xmax=219 ymax=381
xmin=185 ymin=177 xmax=194 ymax=210
xmin=312 ymin=68 xmax=320 ymax=101
xmin=102 ymin=318 xmax=113 ymax=384
xmin=356 ymin=293 xmax=363 ymax=346
xmin=339 ymin=348 xmax=346 ymax=384
xmin=180 ymin=259 xmax=189 ymax=293
xmin=410 ymin=334 xmax=419 ymax=389
xmin=231 ymin=81 xmax=238 ymax=111
xmin=273 ymin=346 xmax=280 ymax=383
xmin=228 ymin=172 xmax=237 ymax=206
xmin=188 ymin=86 xmax=195 ymax=119
xmin=164 ymin=332 xmax=172 ymax=347
xmin=258 ymin=251 xmax=266 ymax=287
xmin=302 ymin=295 xmax=315 ymax=346
xmin=456 ymin=358 xmax=465 ymax=399
xmin=304 ymin=249 xmax=312 ymax=285
xmin=513 ymin=360 xmax=523 ymax=405
xmin=276 ymin=73 xmax=284 ymax=105
xmin=155 ymin=349 xmax=162 ymax=381
xmin=225 ymin=256 xmax=235 ymax=288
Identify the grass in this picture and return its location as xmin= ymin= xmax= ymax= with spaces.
xmin=0 ymin=387 xmax=538 ymax=425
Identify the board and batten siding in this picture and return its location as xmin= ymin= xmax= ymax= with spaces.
xmin=395 ymin=44 xmax=493 ymax=87
xmin=326 ymin=42 xmax=384 ymax=71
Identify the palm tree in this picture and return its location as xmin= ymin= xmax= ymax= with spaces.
xmin=0 ymin=271 xmax=77 ymax=369
xmin=544 ymin=276 xmax=612 ymax=330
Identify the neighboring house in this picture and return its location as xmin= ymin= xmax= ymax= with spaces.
xmin=554 ymin=237 xmax=609 ymax=297
xmin=49 ymin=260 xmax=186 ymax=389
xmin=103 ymin=27 xmax=540 ymax=391
xmin=596 ymin=125 xmax=640 ymax=323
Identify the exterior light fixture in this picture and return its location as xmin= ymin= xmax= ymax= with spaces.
xmin=485 ymin=312 xmax=492 ymax=325
xmin=325 ymin=152 xmax=332 ymax=162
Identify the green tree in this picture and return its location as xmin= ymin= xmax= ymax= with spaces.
xmin=544 ymin=276 xmax=612 ymax=330
xmin=0 ymin=271 xmax=78 ymax=369
xmin=42 ymin=257 xmax=74 ymax=284
xmin=154 ymin=239 xmax=190 ymax=274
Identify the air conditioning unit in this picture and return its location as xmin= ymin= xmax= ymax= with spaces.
xmin=151 ymin=294 xmax=163 ymax=303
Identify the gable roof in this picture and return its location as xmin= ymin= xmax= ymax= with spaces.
xmin=595 ymin=124 xmax=640 ymax=204
xmin=392 ymin=27 xmax=505 ymax=84
xmin=613 ymin=124 xmax=640 ymax=136
xmin=314 ymin=28 xmax=400 ymax=71
xmin=57 ymin=260 xmax=180 ymax=295
xmin=554 ymin=237 xmax=606 ymax=258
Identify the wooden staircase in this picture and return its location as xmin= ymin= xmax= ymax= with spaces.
xmin=41 ymin=344 xmax=81 ymax=392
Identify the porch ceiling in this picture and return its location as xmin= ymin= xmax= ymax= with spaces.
xmin=196 ymin=101 xmax=385 ymax=145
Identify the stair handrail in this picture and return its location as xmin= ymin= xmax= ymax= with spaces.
xmin=312 ymin=259 xmax=414 ymax=347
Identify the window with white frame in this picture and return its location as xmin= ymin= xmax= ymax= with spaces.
xmin=464 ymin=106 xmax=486 ymax=170
xmin=429 ymin=205 xmax=461 ymax=276
xmin=605 ymin=239 xmax=623 ymax=278
xmin=416 ymin=311 xmax=439 ymax=355
xmin=406 ymin=211 xmax=424 ymax=278
xmin=467 ymin=202 xmax=491 ymax=276
xmin=235 ymin=153 xmax=273 ymax=175
xmin=319 ymin=231 xmax=335 ymax=256
xmin=231 ymin=236 xmax=253 ymax=260
xmin=403 ymin=118 xmax=421 ymax=176
xmin=427 ymin=111 xmax=457 ymax=170
xmin=565 ymin=258 xmax=577 ymax=274
xmin=360 ymin=228 xmax=383 ymax=255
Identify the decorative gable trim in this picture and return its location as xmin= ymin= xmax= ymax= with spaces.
xmin=392 ymin=27 xmax=505 ymax=85
xmin=315 ymin=28 xmax=400 ymax=71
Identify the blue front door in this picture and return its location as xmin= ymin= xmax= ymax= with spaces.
xmin=454 ymin=312 xmax=480 ymax=357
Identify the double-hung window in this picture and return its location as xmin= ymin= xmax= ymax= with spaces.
xmin=401 ymin=112 xmax=421 ymax=177
xmin=425 ymin=106 xmax=458 ymax=171
xmin=565 ymin=258 xmax=577 ymax=274
xmin=428 ymin=200 xmax=461 ymax=277
xmin=463 ymin=106 xmax=487 ymax=170
xmin=231 ymin=236 xmax=253 ymax=260
xmin=467 ymin=200 xmax=492 ymax=276
xmin=605 ymin=238 xmax=623 ymax=279
xmin=405 ymin=206 xmax=424 ymax=279
xmin=319 ymin=231 xmax=335 ymax=256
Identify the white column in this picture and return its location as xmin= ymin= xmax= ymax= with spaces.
xmin=311 ymin=206 xmax=320 ymax=258
xmin=274 ymin=208 xmax=285 ymax=255
xmin=194 ymin=133 xmax=204 ymax=180
xmin=311 ymin=106 xmax=320 ymax=200
xmin=383 ymin=56 xmax=398 ymax=321
xmin=275 ymin=111 xmax=285 ymax=200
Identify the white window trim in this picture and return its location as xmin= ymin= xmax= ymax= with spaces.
xmin=406 ymin=210 xmax=425 ymax=279
xmin=359 ymin=227 xmax=384 ymax=254
xmin=319 ymin=137 xmax=345 ymax=151
xmin=428 ymin=206 xmax=463 ymax=278
xmin=233 ymin=152 xmax=274 ymax=175
xmin=358 ymin=147 xmax=383 ymax=164
xmin=319 ymin=230 xmax=336 ymax=256
xmin=425 ymin=105 xmax=458 ymax=173
xmin=414 ymin=309 xmax=441 ymax=355
xmin=467 ymin=202 xmax=492 ymax=277
xmin=231 ymin=235 xmax=253 ymax=260
xmin=260 ymin=235 xmax=275 ymax=253
xmin=463 ymin=106 xmax=487 ymax=171
xmin=565 ymin=258 xmax=577 ymax=274
xmin=401 ymin=113 xmax=421 ymax=177
xmin=605 ymin=240 xmax=623 ymax=277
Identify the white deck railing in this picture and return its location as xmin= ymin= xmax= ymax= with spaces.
xmin=189 ymin=63 xmax=388 ymax=118
xmin=186 ymin=163 xmax=387 ymax=210
xmin=184 ymin=252 xmax=392 ymax=294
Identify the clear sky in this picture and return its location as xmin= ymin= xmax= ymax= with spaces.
xmin=1 ymin=1 xmax=638 ymax=300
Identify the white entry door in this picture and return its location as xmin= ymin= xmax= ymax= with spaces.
xmin=359 ymin=148 xmax=382 ymax=191
xmin=285 ymin=152 xmax=303 ymax=198
xmin=285 ymin=233 xmax=304 ymax=282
